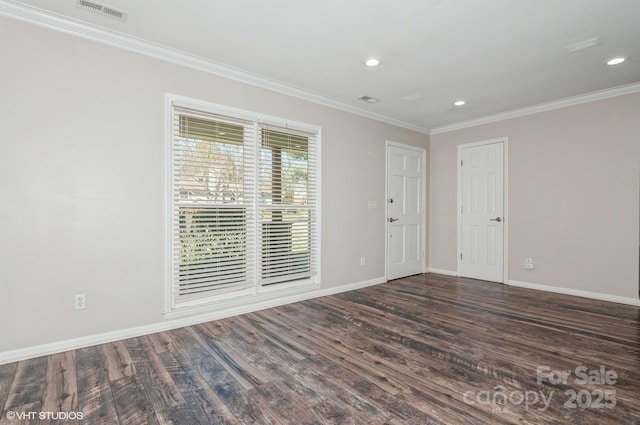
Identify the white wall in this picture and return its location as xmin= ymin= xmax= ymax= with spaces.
xmin=429 ymin=93 xmax=640 ymax=300
xmin=0 ymin=17 xmax=428 ymax=355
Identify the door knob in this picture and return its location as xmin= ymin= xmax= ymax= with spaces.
xmin=490 ymin=217 xmax=502 ymax=222
xmin=389 ymin=218 xmax=399 ymax=222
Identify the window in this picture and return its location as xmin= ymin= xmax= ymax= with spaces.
xmin=168 ymin=97 xmax=320 ymax=310
xmin=259 ymin=128 xmax=318 ymax=286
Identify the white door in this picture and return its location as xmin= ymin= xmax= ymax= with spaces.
xmin=458 ymin=140 xmax=506 ymax=282
xmin=387 ymin=143 xmax=425 ymax=280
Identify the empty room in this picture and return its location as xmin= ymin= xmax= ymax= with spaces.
xmin=1 ymin=0 xmax=639 ymax=424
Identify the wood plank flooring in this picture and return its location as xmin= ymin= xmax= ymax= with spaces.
xmin=1 ymin=273 xmax=639 ymax=424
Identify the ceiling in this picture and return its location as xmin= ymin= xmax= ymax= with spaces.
xmin=4 ymin=0 xmax=640 ymax=133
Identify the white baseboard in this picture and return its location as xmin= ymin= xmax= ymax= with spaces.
xmin=508 ymin=280 xmax=640 ymax=307
xmin=427 ymin=268 xmax=458 ymax=277
xmin=6 ymin=275 xmax=635 ymax=365
xmin=0 ymin=277 xmax=387 ymax=366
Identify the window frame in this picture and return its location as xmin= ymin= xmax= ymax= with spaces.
xmin=165 ymin=94 xmax=321 ymax=315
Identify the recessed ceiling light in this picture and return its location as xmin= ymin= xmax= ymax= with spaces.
xmin=454 ymin=100 xmax=466 ymax=107
xmin=364 ymin=57 xmax=381 ymax=67
xmin=606 ymin=56 xmax=626 ymax=66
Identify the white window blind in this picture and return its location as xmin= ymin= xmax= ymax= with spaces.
xmin=259 ymin=127 xmax=319 ymax=286
xmin=171 ymin=107 xmax=256 ymax=305
xmin=169 ymin=99 xmax=320 ymax=309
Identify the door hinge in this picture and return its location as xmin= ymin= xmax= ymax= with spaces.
xmin=460 ymin=160 xmax=463 ymax=166
xmin=460 ymin=253 xmax=463 ymax=260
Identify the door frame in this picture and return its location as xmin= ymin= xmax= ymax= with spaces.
xmin=456 ymin=137 xmax=509 ymax=282
xmin=385 ymin=140 xmax=428 ymax=280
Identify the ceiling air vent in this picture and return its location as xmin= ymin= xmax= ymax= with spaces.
xmin=77 ymin=0 xmax=128 ymax=22
xmin=358 ymin=95 xmax=380 ymax=104
xmin=564 ymin=36 xmax=600 ymax=53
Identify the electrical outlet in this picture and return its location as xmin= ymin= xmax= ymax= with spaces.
xmin=523 ymin=258 xmax=534 ymax=270
xmin=75 ymin=294 xmax=86 ymax=310
xmin=360 ymin=257 xmax=366 ymax=266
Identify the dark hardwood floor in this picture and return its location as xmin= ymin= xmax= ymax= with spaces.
xmin=1 ymin=273 xmax=639 ymax=424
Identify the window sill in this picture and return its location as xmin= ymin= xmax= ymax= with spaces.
xmin=164 ymin=280 xmax=321 ymax=320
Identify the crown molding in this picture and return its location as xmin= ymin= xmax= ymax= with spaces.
xmin=0 ymin=0 xmax=430 ymax=135
xmin=430 ymin=81 xmax=640 ymax=135
xmin=4 ymin=0 xmax=638 ymax=138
